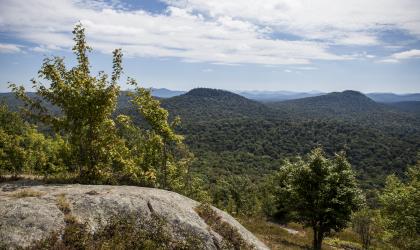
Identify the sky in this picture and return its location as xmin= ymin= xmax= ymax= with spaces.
xmin=0 ymin=0 xmax=420 ymax=93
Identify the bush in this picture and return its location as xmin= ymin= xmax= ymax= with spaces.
xmin=195 ymin=203 xmax=253 ymax=250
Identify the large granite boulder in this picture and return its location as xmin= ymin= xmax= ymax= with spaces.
xmin=0 ymin=180 xmax=268 ymax=249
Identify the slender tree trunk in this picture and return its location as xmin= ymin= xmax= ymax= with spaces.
xmin=317 ymin=231 xmax=323 ymax=250
xmin=78 ymin=137 xmax=84 ymax=178
xmin=162 ymin=143 xmax=167 ymax=189
xmin=312 ymin=227 xmax=323 ymax=250
xmin=186 ymin=164 xmax=191 ymax=195
xmin=313 ymin=228 xmax=318 ymax=250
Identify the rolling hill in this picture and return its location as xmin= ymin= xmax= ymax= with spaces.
xmin=266 ymin=90 xmax=420 ymax=127
xmin=386 ymin=101 xmax=420 ymax=116
xmin=367 ymin=93 xmax=420 ymax=103
xmin=156 ymin=89 xmax=420 ymax=187
xmin=160 ymin=88 xmax=277 ymax=121
xmin=268 ymin=90 xmax=386 ymax=115
xmin=1 ymin=89 xmax=419 ymax=188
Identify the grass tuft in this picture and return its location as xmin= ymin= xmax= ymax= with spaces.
xmin=56 ymin=194 xmax=71 ymax=215
xmin=10 ymin=189 xmax=44 ymax=198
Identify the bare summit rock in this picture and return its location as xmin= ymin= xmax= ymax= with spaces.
xmin=0 ymin=180 xmax=268 ymax=249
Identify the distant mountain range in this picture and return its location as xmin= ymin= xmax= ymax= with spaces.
xmin=366 ymin=93 xmax=420 ymax=103
xmin=235 ymin=90 xmax=324 ymax=102
xmin=154 ymin=88 xmax=420 ymax=186
xmin=150 ymin=88 xmax=186 ymax=98
xmin=149 ymin=88 xmax=420 ymax=103
xmin=386 ymin=101 xmax=420 ymax=115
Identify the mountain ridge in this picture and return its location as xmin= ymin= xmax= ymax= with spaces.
xmin=1 ymin=88 xmax=419 ymax=188
xmin=161 ymin=88 xmax=276 ymax=121
xmin=266 ymin=90 xmax=420 ymax=123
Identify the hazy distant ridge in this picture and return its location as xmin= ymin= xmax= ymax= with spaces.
xmin=149 ymin=88 xmax=420 ymax=103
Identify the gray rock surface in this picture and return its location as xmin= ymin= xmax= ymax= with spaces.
xmin=0 ymin=180 xmax=268 ymax=249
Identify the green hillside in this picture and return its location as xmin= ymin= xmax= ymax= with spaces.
xmin=2 ymin=89 xmax=419 ymax=188
xmin=387 ymin=101 xmax=420 ymax=115
xmin=159 ymin=89 xmax=419 ymax=188
xmin=161 ymin=88 xmax=276 ymax=121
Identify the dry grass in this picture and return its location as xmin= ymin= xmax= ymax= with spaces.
xmin=238 ymin=217 xmax=366 ymax=250
xmin=10 ymin=188 xmax=44 ymax=198
xmin=56 ymin=194 xmax=71 ymax=215
xmin=238 ymin=217 xmax=312 ymax=250
xmin=324 ymin=237 xmax=362 ymax=249
xmin=29 ymin=212 xmax=204 ymax=249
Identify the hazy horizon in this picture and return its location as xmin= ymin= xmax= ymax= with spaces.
xmin=2 ymin=86 xmax=420 ymax=95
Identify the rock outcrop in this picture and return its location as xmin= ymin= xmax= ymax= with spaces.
xmin=0 ymin=180 xmax=268 ymax=249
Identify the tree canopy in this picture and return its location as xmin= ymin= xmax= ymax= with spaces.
xmin=6 ymin=24 xmax=193 ymax=193
xmin=379 ymin=161 xmax=420 ymax=249
xmin=274 ymin=148 xmax=364 ymax=250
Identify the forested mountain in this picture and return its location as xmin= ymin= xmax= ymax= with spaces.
xmin=268 ymin=90 xmax=386 ymax=116
xmin=2 ymin=88 xmax=419 ymax=188
xmin=386 ymin=101 xmax=420 ymax=115
xmin=367 ymin=93 xmax=420 ymax=103
xmin=0 ymin=92 xmax=29 ymax=111
xmin=157 ymin=89 xmax=419 ymax=188
xmin=235 ymin=90 xmax=420 ymax=103
xmin=267 ymin=90 xmax=420 ymax=127
xmin=160 ymin=88 xmax=276 ymax=121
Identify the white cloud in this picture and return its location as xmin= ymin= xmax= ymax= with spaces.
xmin=165 ymin=0 xmax=420 ymax=45
xmin=293 ymin=66 xmax=318 ymax=70
xmin=0 ymin=0 xmax=351 ymax=65
xmin=1 ymin=0 xmax=419 ymax=65
xmin=202 ymin=68 xmax=213 ymax=72
xmin=378 ymin=49 xmax=420 ymax=63
xmin=377 ymin=58 xmax=400 ymax=64
xmin=30 ymin=45 xmax=58 ymax=53
xmin=335 ymin=33 xmax=379 ymax=46
xmin=391 ymin=49 xmax=420 ymax=59
xmin=0 ymin=43 xmax=22 ymax=53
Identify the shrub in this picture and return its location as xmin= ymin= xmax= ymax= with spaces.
xmin=195 ymin=203 xmax=254 ymax=250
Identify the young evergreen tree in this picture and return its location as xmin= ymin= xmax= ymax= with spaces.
xmin=7 ymin=23 xmax=200 ymax=197
xmin=275 ymin=147 xmax=364 ymax=250
xmin=379 ymin=162 xmax=420 ymax=249
xmin=10 ymin=24 xmax=125 ymax=182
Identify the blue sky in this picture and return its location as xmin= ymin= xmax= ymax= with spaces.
xmin=0 ymin=0 xmax=420 ymax=93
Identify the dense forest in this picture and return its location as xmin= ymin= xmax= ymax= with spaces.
xmin=160 ymin=89 xmax=420 ymax=188
xmin=5 ymin=88 xmax=419 ymax=189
